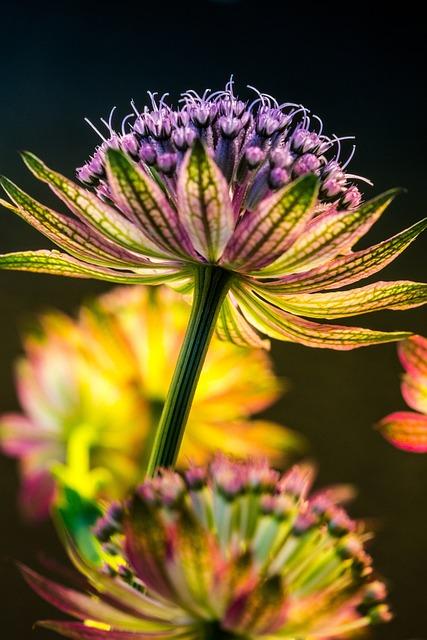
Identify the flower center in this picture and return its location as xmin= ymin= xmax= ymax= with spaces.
xmin=78 ymin=80 xmax=369 ymax=212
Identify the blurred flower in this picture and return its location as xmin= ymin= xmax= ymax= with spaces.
xmin=0 ymin=286 xmax=298 ymax=521
xmin=22 ymin=457 xmax=392 ymax=639
xmin=1 ymin=81 xmax=426 ymax=350
xmin=378 ymin=334 xmax=427 ymax=452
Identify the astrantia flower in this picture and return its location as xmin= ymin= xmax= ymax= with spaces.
xmin=0 ymin=285 xmax=297 ymax=520
xmin=378 ymin=334 xmax=427 ymax=452
xmin=22 ymin=457 xmax=392 ymax=639
xmin=1 ymin=80 xmax=426 ymax=351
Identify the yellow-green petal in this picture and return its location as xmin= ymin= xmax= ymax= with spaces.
xmin=232 ymin=284 xmax=411 ymax=350
xmin=177 ymin=140 xmax=234 ymax=262
xmin=255 ymin=280 xmax=427 ymax=319
xmin=0 ymin=250 xmax=180 ymax=284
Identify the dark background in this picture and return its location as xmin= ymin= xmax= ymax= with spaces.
xmin=0 ymin=1 xmax=426 ymax=637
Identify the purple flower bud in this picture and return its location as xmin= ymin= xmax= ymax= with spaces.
xmin=293 ymin=512 xmax=317 ymax=536
xmin=256 ymin=114 xmax=281 ymax=137
xmin=157 ymin=152 xmax=177 ymax=176
xmin=87 ymin=154 xmax=105 ymax=176
xmin=172 ymin=109 xmax=190 ymax=127
xmin=189 ymin=104 xmax=216 ymax=128
xmin=156 ymin=472 xmax=186 ymax=507
xmin=171 ymin=126 xmax=197 ymax=151
xmin=322 ymin=177 xmax=343 ymax=197
xmin=120 ymin=133 xmax=139 ymax=159
xmin=268 ymin=167 xmax=290 ymax=189
xmin=218 ymin=115 xmax=243 ymax=139
xmin=139 ymin=143 xmax=157 ymax=166
xmin=185 ymin=466 xmax=207 ymax=490
xmin=76 ymin=164 xmax=95 ymax=185
xmin=245 ymin=146 xmax=264 ymax=169
xmin=293 ymin=153 xmax=321 ymax=177
xmin=328 ymin=508 xmax=355 ymax=537
xmin=341 ymin=185 xmax=362 ymax=209
xmin=147 ymin=113 xmax=172 ymax=140
xmin=269 ymin=147 xmax=294 ymax=168
xmin=292 ymin=130 xmax=321 ymax=153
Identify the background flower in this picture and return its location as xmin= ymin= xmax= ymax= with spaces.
xmin=22 ymin=457 xmax=392 ymax=639
xmin=377 ymin=334 xmax=427 ymax=452
xmin=1 ymin=83 xmax=426 ymax=350
xmin=0 ymin=286 xmax=299 ymax=520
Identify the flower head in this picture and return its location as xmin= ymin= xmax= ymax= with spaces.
xmin=22 ymin=457 xmax=392 ymax=639
xmin=0 ymin=285 xmax=297 ymax=521
xmin=378 ymin=333 xmax=427 ymax=452
xmin=1 ymin=81 xmax=426 ymax=350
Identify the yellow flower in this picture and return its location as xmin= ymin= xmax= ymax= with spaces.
xmin=0 ymin=286 xmax=300 ymax=520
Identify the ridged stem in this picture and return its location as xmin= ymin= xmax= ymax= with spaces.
xmin=145 ymin=266 xmax=232 ymax=476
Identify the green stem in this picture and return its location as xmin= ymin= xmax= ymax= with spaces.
xmin=145 ymin=266 xmax=232 ymax=475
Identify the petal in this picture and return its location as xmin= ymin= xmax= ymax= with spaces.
xmin=401 ymin=372 xmax=427 ymax=414
xmin=377 ymin=411 xmax=427 ymax=452
xmin=106 ymin=150 xmax=195 ymax=259
xmin=162 ymin=507 xmax=218 ymax=616
xmin=255 ymin=281 xmax=427 ymax=319
xmin=258 ymin=189 xmax=399 ymax=276
xmin=125 ymin=496 xmax=177 ymax=601
xmin=37 ymin=621 xmax=179 ymax=639
xmin=0 ymin=250 xmax=183 ymax=284
xmin=20 ymin=565 xmax=146 ymax=629
xmin=216 ymin=294 xmax=270 ymax=349
xmin=398 ymin=334 xmax=427 ymax=378
xmin=0 ymin=178 xmax=148 ymax=268
xmin=0 ymin=414 xmax=51 ymax=456
xmin=254 ymin=217 xmax=427 ymax=292
xmin=223 ymin=174 xmax=318 ymax=270
xmin=19 ymin=468 xmax=56 ymax=522
xmin=62 ymin=534 xmax=178 ymax=623
xmin=177 ymin=140 xmax=234 ymax=262
xmin=232 ymin=285 xmax=411 ymax=350
xmin=224 ymin=574 xmax=287 ymax=635
xmin=21 ymin=152 xmax=171 ymax=260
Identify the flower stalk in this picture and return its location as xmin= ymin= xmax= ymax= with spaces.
xmin=145 ymin=266 xmax=232 ymax=475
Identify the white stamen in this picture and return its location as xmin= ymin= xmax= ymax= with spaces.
xmin=147 ymin=92 xmax=159 ymax=111
xmin=121 ymin=113 xmax=134 ymax=135
xmin=247 ymin=85 xmax=266 ymax=109
xmin=342 ymin=145 xmax=356 ymax=169
xmin=346 ymin=173 xmax=374 ymax=186
xmin=84 ymin=117 xmax=108 ymax=142
xmin=130 ymin=99 xmax=141 ymax=117
xmin=313 ymin=114 xmax=324 ymax=136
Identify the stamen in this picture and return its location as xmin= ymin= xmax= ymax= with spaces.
xmin=121 ymin=113 xmax=134 ymax=136
xmin=84 ymin=117 xmax=108 ymax=142
xmin=342 ymin=145 xmax=356 ymax=169
xmin=346 ymin=173 xmax=374 ymax=186
xmin=313 ymin=114 xmax=324 ymax=136
xmin=130 ymin=99 xmax=141 ymax=117
xmin=100 ymin=106 xmax=117 ymax=135
xmin=147 ymin=91 xmax=159 ymax=111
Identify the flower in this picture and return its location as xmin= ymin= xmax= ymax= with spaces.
xmin=377 ymin=334 xmax=427 ymax=452
xmin=0 ymin=285 xmax=298 ymax=521
xmin=1 ymin=80 xmax=426 ymax=350
xmin=22 ymin=457 xmax=392 ymax=639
